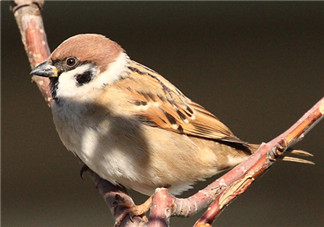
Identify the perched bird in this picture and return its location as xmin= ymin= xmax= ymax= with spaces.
xmin=30 ymin=34 xmax=309 ymax=197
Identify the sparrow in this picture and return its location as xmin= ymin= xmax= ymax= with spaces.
xmin=30 ymin=34 xmax=310 ymax=197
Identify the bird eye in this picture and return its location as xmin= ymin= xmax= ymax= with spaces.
xmin=66 ymin=57 xmax=77 ymax=67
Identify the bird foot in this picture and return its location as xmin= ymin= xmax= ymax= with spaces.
xmin=114 ymin=196 xmax=152 ymax=226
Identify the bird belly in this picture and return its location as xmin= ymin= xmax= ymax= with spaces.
xmin=51 ymin=103 xmax=249 ymax=196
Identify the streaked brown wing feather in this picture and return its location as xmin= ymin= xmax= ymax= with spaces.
xmin=114 ymin=61 xmax=246 ymax=145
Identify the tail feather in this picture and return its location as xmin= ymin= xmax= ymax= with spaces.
xmin=248 ymin=143 xmax=314 ymax=165
xmin=282 ymin=149 xmax=314 ymax=165
xmin=289 ymin=149 xmax=313 ymax=157
xmin=282 ymin=156 xmax=315 ymax=165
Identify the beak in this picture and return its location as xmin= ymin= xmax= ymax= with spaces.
xmin=30 ymin=61 xmax=59 ymax=78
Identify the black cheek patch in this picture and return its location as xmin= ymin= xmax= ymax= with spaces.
xmin=76 ymin=71 xmax=93 ymax=86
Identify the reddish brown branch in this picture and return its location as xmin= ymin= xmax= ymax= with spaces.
xmin=148 ymin=189 xmax=174 ymax=227
xmin=12 ymin=0 xmax=52 ymax=104
xmin=12 ymin=1 xmax=323 ymax=226
xmin=194 ymin=97 xmax=324 ymax=226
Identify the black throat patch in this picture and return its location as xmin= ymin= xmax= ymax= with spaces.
xmin=50 ymin=77 xmax=59 ymax=101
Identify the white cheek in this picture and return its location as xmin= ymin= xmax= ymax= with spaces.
xmin=95 ymin=52 xmax=129 ymax=86
xmin=56 ymin=64 xmax=95 ymax=99
xmin=55 ymin=52 xmax=129 ymax=100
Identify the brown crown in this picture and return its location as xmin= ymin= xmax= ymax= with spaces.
xmin=50 ymin=34 xmax=124 ymax=72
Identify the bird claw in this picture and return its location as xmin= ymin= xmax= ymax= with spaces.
xmin=114 ymin=207 xmax=149 ymax=227
xmin=114 ymin=196 xmax=152 ymax=226
xmin=80 ymin=164 xmax=89 ymax=179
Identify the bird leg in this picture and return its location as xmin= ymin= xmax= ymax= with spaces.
xmin=114 ymin=195 xmax=152 ymax=226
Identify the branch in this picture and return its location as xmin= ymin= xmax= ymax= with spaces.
xmin=12 ymin=0 xmax=52 ymax=104
xmin=194 ymin=97 xmax=324 ymax=226
xmin=11 ymin=1 xmax=144 ymax=226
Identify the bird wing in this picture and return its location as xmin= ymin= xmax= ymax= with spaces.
xmin=113 ymin=61 xmax=246 ymax=145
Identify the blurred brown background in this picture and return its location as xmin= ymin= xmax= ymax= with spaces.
xmin=2 ymin=1 xmax=324 ymax=226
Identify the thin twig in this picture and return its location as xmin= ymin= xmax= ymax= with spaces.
xmin=194 ymin=97 xmax=324 ymax=226
xmin=12 ymin=0 xmax=52 ymax=104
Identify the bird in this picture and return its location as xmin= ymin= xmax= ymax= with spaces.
xmin=30 ymin=34 xmax=311 ymax=198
